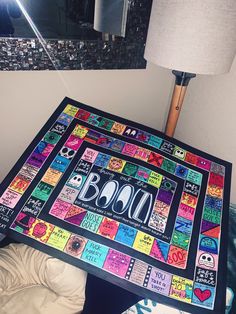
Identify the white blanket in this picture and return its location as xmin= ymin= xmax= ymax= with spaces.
xmin=0 ymin=243 xmax=87 ymax=314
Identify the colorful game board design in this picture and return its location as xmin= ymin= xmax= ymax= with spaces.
xmin=0 ymin=98 xmax=231 ymax=314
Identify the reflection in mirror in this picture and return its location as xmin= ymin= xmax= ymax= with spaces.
xmin=0 ymin=0 xmax=152 ymax=71
xmin=94 ymin=0 xmax=129 ymax=37
xmin=0 ymin=0 xmax=100 ymax=39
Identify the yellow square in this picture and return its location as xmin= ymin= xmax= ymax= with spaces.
xmin=63 ymin=104 xmax=79 ymax=117
xmin=148 ymin=171 xmax=163 ymax=188
xmin=133 ymin=231 xmax=154 ymax=255
xmin=72 ymin=124 xmax=89 ymax=138
xmin=41 ymin=168 xmax=62 ymax=186
xmin=47 ymin=226 xmax=71 ymax=250
xmin=181 ymin=192 xmax=197 ymax=209
xmin=28 ymin=219 xmax=54 ymax=243
xmin=107 ymin=157 xmax=126 ymax=173
xmin=170 ymin=275 xmax=193 ymax=303
xmin=111 ymin=122 xmax=126 ymax=135
xmin=207 ymin=185 xmax=223 ymax=198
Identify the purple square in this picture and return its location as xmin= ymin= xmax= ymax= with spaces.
xmin=27 ymin=152 xmax=47 ymax=168
xmin=157 ymin=189 xmax=173 ymax=205
xmin=147 ymin=268 xmax=172 ymax=295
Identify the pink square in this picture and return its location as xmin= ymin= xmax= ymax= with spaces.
xmin=178 ymin=203 xmax=196 ymax=221
xmin=103 ymin=249 xmax=131 ymax=277
xmin=65 ymin=135 xmax=83 ymax=150
xmin=134 ymin=147 xmax=151 ymax=161
xmin=49 ymin=199 xmax=71 ymax=219
xmin=196 ymin=157 xmax=211 ymax=171
xmin=122 ymin=143 xmax=138 ymax=157
xmin=196 ymin=250 xmax=218 ymax=271
xmin=0 ymin=189 xmax=22 ymax=208
xmin=42 ymin=144 xmax=54 ymax=157
xmin=150 ymin=240 xmax=165 ymax=262
xmin=81 ymin=148 xmax=98 ymax=163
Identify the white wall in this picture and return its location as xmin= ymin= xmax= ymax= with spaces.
xmin=0 ymin=59 xmax=235 ymax=204
xmin=0 ymin=63 xmax=172 ymax=183
xmin=175 ymin=57 xmax=236 ymax=204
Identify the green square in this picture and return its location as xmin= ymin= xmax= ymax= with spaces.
xmin=87 ymin=114 xmax=100 ymax=126
xmin=47 ymin=227 xmax=71 ymax=250
xmin=148 ymin=171 xmax=163 ymax=188
xmin=173 ymin=146 xmax=186 ymax=160
xmin=80 ymin=212 xmax=103 ymax=233
xmin=148 ymin=135 xmax=163 ymax=149
xmin=203 ymin=207 xmax=221 ymax=224
xmin=161 ymin=159 xmax=176 ymax=174
xmin=122 ymin=162 xmax=138 ymax=177
xmin=187 ymin=170 xmax=202 ymax=185
xmin=172 ymin=230 xmax=190 ymax=250
xmin=98 ymin=118 xmax=114 ymax=131
xmin=32 ymin=181 xmax=53 ymax=201
xmin=44 ymin=131 xmax=60 ymax=145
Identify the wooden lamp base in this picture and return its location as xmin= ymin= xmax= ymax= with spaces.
xmin=165 ymin=71 xmax=196 ymax=137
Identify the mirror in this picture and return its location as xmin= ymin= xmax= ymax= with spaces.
xmin=0 ymin=0 xmax=100 ymax=40
xmin=0 ymin=0 xmax=152 ymax=70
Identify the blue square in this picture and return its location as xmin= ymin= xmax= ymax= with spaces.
xmin=148 ymin=135 xmax=163 ymax=149
xmin=192 ymin=283 xmax=215 ymax=309
xmin=51 ymin=155 xmax=70 ymax=172
xmin=109 ymin=139 xmax=125 ymax=152
xmin=135 ymin=166 xmax=151 ymax=182
xmin=205 ymin=196 xmax=223 ymax=210
xmin=94 ymin=153 xmax=111 ymax=168
xmin=34 ymin=141 xmax=47 ymax=154
xmin=81 ymin=240 xmax=109 ymax=268
xmin=115 ymin=224 xmax=137 ymax=247
xmin=175 ymin=164 xmax=188 ymax=179
xmin=199 ymin=234 xmax=218 ymax=254
xmin=57 ymin=113 xmax=73 ymax=126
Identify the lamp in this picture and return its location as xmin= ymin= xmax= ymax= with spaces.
xmin=93 ymin=0 xmax=129 ymax=38
xmin=144 ymin=0 xmax=236 ymax=137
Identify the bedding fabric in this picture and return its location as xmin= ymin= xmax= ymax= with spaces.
xmin=0 ymin=243 xmax=87 ymax=314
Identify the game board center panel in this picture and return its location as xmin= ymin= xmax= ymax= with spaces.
xmin=24 ymin=140 xmax=200 ymax=273
xmin=41 ymin=142 xmax=179 ymax=228
xmin=44 ymin=143 xmax=177 ymax=233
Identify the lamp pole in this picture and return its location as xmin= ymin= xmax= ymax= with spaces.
xmin=165 ymin=71 xmax=196 ymax=137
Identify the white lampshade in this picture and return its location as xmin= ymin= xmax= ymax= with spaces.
xmin=94 ymin=0 xmax=128 ymax=37
xmin=144 ymin=0 xmax=236 ymax=75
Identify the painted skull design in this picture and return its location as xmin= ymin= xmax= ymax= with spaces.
xmin=199 ymin=253 xmax=214 ymax=268
xmin=174 ymin=148 xmax=185 ymax=159
xmin=68 ymin=174 xmax=83 ymax=188
xmin=60 ymin=147 xmax=76 ymax=160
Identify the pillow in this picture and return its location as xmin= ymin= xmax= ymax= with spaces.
xmin=0 ymin=243 xmax=87 ymax=314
